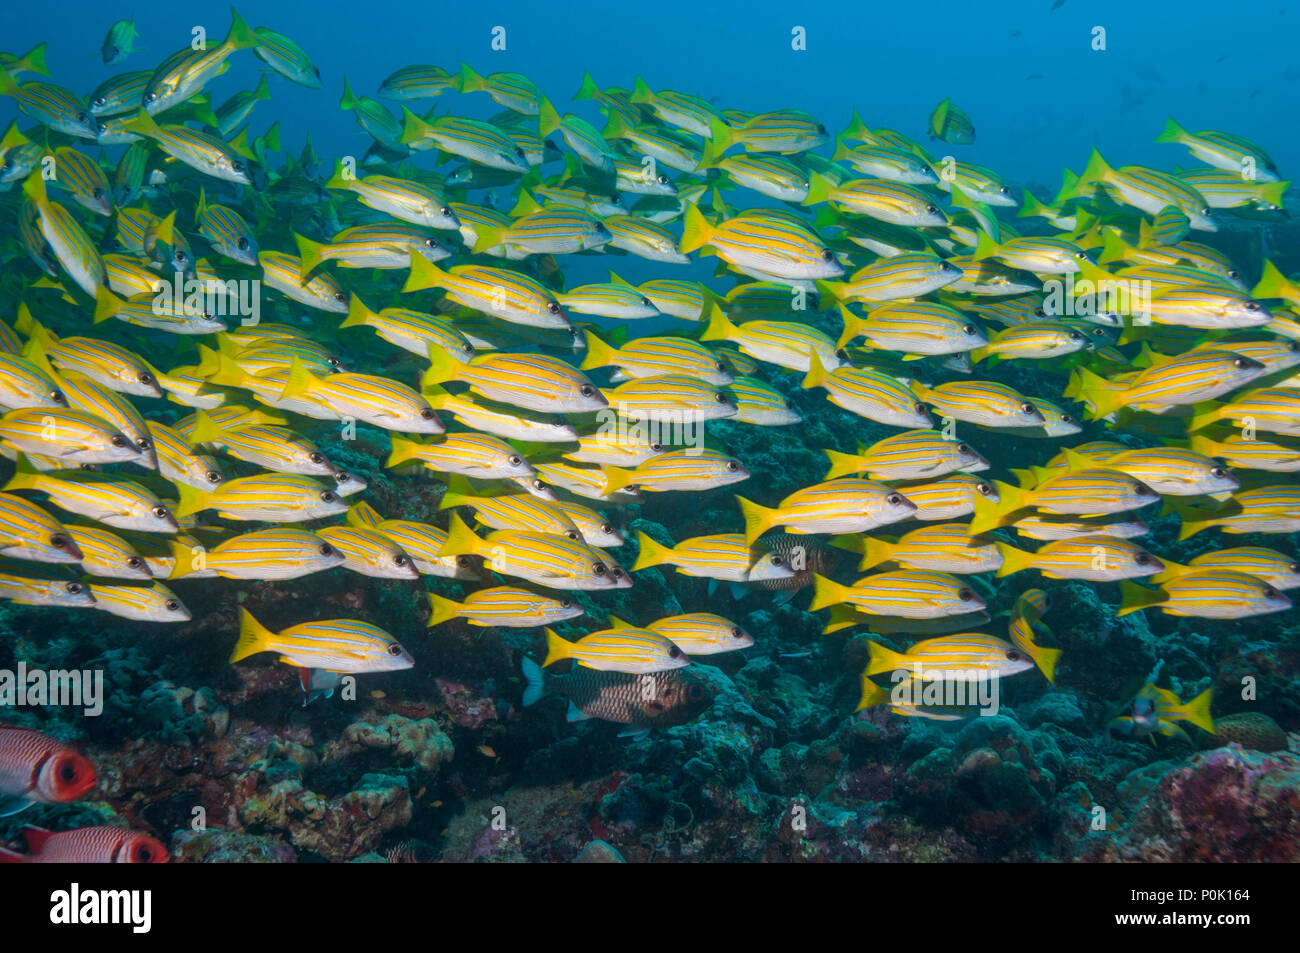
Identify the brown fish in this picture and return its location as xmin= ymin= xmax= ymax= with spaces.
xmin=521 ymin=656 xmax=713 ymax=737
xmin=750 ymin=532 xmax=838 ymax=591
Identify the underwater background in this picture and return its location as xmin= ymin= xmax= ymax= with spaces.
xmin=0 ymin=0 xmax=1298 ymax=863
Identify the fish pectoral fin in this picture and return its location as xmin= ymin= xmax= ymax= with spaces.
xmin=565 ymin=700 xmax=591 ymax=722
xmin=617 ymin=728 xmax=651 ymax=741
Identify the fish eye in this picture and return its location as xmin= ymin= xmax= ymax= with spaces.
xmin=611 ymin=567 xmax=626 ymax=579
xmin=668 ymin=644 xmax=682 ymax=658
xmin=977 ymin=482 xmax=994 ymax=495
xmin=887 ymin=493 xmax=903 ymax=505
xmin=1060 ymin=414 xmax=1075 ymax=424
xmin=76 ymin=111 xmax=88 ymax=123
xmin=1135 ymin=553 xmax=1150 ymax=565
xmin=731 ymin=626 xmax=742 ymax=638
xmin=558 ymin=598 xmax=574 ymax=610
xmin=1210 ymin=466 xmax=1226 ymax=478
xmin=1069 ymin=330 xmax=1083 ymax=340
xmin=165 ymin=599 xmax=179 ymax=611
xmin=657 ymin=174 xmax=669 ymax=185
xmin=387 ymin=643 xmax=405 ymax=656
xmin=925 ymin=205 xmax=938 ymax=213
xmin=714 ymin=392 xmax=728 ymax=403
xmin=1135 ymin=483 xmax=1155 ymax=496
xmin=1020 ymin=401 xmax=1036 ymax=414
xmin=334 ymin=292 xmax=347 ymax=302
xmin=440 ymin=207 xmax=451 ymax=216
xmin=174 ymin=250 xmax=187 ymax=263
xmin=821 ymin=249 xmax=834 ymax=261
xmin=320 ymin=491 xmax=337 ymax=503
xmin=958 ymin=587 xmax=975 ymax=601
xmin=650 ymin=443 xmax=664 ymax=452
xmin=51 ymin=533 xmax=72 ymax=549
xmin=320 ymin=543 xmax=334 ymax=556
xmin=515 ymin=147 xmax=525 ymax=157
xmin=144 ymin=91 xmax=156 ymax=103
xmin=565 ymin=530 xmax=580 ymax=540
xmin=237 ymin=237 xmax=249 ymax=250
xmin=419 ymin=408 xmax=436 ymax=420
xmin=769 ymin=554 xmax=784 ymax=567
xmin=66 ymin=582 xmax=82 ymax=594
xmin=151 ymin=505 xmax=168 ymax=519
xmin=309 ymin=452 xmax=325 ymax=464
xmin=999 ymin=186 xmax=1009 ymax=194
xmin=957 ymin=443 xmax=971 ymax=454
xmin=579 ymin=384 xmax=594 ymax=397
xmin=138 ymin=372 xmax=155 ymax=385
xmin=725 ymin=460 xmax=739 ymax=471
xmin=127 ymin=557 xmax=144 ymax=569
xmin=1006 ymin=650 xmax=1022 ymax=660
xmin=962 ymin=324 xmax=977 ymax=335
xmin=1234 ymin=357 xmax=1250 ymax=367
xmin=93 ymin=187 xmax=104 ymax=199
xmin=137 ymin=438 xmax=152 ymax=451
xmin=232 ymin=161 xmax=245 ymax=174
xmin=508 ymin=455 xmax=523 ymax=466
xmin=715 ymin=361 xmax=726 ymax=372
xmin=547 ymin=301 xmax=561 ymax=314
xmin=1075 ymin=250 xmax=1088 ymax=259
xmin=327 ymin=356 xmax=342 ymax=367
xmin=592 ymin=563 xmax=607 ymax=575
xmin=92 ymin=96 xmax=106 ymax=107
xmin=1290 ymin=563 xmax=1300 ymax=574
xmin=914 ymin=401 xmax=926 ymax=414
xmin=111 ymin=435 xmax=128 ymax=447
xmin=394 ymin=554 xmax=409 ymax=566
xmin=601 ymin=523 xmax=614 ymax=534
xmin=1264 ymin=586 xmax=1280 ymax=599
xmin=456 ymin=555 xmax=473 ymax=567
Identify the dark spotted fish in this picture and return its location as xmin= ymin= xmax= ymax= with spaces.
xmin=750 ymin=532 xmax=838 ymax=591
xmin=521 ymin=657 xmax=713 ymax=736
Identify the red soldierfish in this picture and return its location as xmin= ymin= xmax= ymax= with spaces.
xmin=0 ymin=725 xmax=97 ymax=816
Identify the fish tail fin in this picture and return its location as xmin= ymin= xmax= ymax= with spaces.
xmin=735 ymin=494 xmax=776 ymax=545
xmin=857 ymin=536 xmax=894 ymax=571
xmin=188 ymin=410 xmax=223 ymax=446
xmin=810 ymin=573 xmax=852 ymax=611
xmin=173 ymin=483 xmax=210 ymax=518
xmin=601 ymin=466 xmax=634 ymax=495
xmin=438 ymin=474 xmax=476 ymax=511
xmin=279 ymin=357 xmax=320 ymax=401
xmin=698 ymin=300 xmax=737 ymax=343
xmin=1117 ymin=580 xmax=1164 ymax=617
xmin=419 ymin=342 xmax=458 ymax=388
xmin=15 ymin=41 xmax=48 ymax=77
xmin=803 ymin=170 xmax=834 ymax=207
xmin=1154 ymin=116 xmax=1186 ymax=144
xmin=708 ymin=115 xmax=739 ymax=154
xmin=224 ymin=8 xmax=258 ymax=49
xmin=822 ymin=448 xmax=863 ymax=480
xmin=969 ymin=480 xmax=1026 ymax=535
xmin=122 ymin=106 xmax=164 ymax=141
xmin=92 ymin=286 xmax=122 ymax=324
xmin=456 ymin=62 xmax=486 ymax=93
xmin=573 ymin=71 xmax=600 ymax=101
xmin=1186 ymin=401 xmax=1223 ymax=433
xmin=1071 ymin=365 xmax=1125 ymax=420
xmin=994 ymin=542 xmax=1033 ymax=577
xmin=402 ymin=251 xmax=447 ymax=293
xmin=324 ymin=158 xmax=353 ymax=191
xmin=1075 ymin=147 xmax=1113 ymax=193
xmin=426 ymin=592 xmax=461 ymax=627
xmin=678 ymin=202 xmax=714 ymax=255
xmin=855 ymin=673 xmax=890 ymax=712
xmin=231 ymin=608 xmax=273 ymax=663
xmin=833 ymin=304 xmax=861 ymax=351
xmin=340 ymin=293 xmax=377 ymax=329
xmin=438 ymin=512 xmax=483 ymax=557
xmin=801 ymin=348 xmax=830 ymax=389
xmin=1251 ymin=259 xmax=1295 ymax=302
xmin=1026 ymin=643 xmax=1062 ymax=684
xmin=631 ymin=531 xmax=671 ymax=570
xmin=972 ymin=230 xmax=1000 ymax=262
xmin=294 ymin=232 xmax=329 ymax=276
xmin=385 ymin=435 xmax=423 ymax=468
xmin=520 ymin=656 xmax=547 ymax=706
xmin=541 ymin=627 xmax=571 ymax=667
xmin=864 ymin=639 xmax=908 ymax=677
xmin=579 ymin=330 xmax=617 ymax=370
xmin=537 ymin=96 xmax=563 ymax=138
xmin=1177 ymin=687 xmax=1215 ymax=735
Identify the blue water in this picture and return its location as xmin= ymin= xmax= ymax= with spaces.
xmin=3 ymin=0 xmax=1297 ymax=190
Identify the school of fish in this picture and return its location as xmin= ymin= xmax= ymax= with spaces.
xmin=0 ymin=9 xmax=1295 ymax=859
